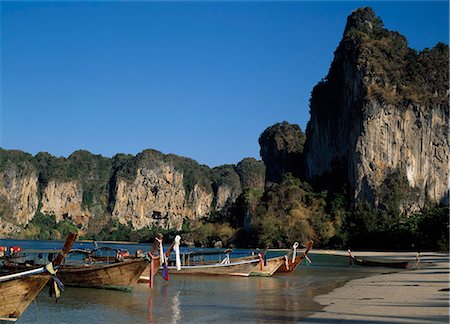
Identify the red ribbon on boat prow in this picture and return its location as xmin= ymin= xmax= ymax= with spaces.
xmin=9 ymin=246 xmax=22 ymax=254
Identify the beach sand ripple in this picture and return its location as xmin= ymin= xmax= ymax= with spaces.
xmin=302 ymin=252 xmax=449 ymax=323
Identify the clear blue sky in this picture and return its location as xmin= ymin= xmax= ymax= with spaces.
xmin=1 ymin=1 xmax=448 ymax=167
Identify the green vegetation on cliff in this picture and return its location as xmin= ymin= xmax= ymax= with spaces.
xmin=1 ymin=7 xmax=447 ymax=252
xmin=343 ymin=7 xmax=448 ymax=105
xmin=259 ymin=121 xmax=305 ymax=184
xmin=0 ymin=149 xmax=36 ymax=177
xmin=18 ymin=212 xmax=79 ymax=241
xmin=112 ymin=149 xmax=213 ymax=197
xmin=251 ymin=175 xmax=333 ymax=248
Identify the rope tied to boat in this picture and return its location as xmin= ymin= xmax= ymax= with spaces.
xmin=284 ymin=255 xmax=289 ymax=270
xmin=174 ymin=235 xmax=181 ymax=271
xmin=45 ymin=263 xmax=64 ymax=302
xmin=292 ymin=242 xmax=299 ymax=263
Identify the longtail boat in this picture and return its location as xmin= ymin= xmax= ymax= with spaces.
xmin=140 ymin=256 xmax=260 ymax=280
xmin=348 ymin=250 xmax=409 ymax=269
xmin=2 ymin=253 xmax=148 ymax=292
xmin=0 ymin=232 xmax=77 ymax=322
xmin=139 ymin=235 xmax=261 ymax=282
xmin=250 ymin=255 xmax=285 ymax=277
xmin=56 ymin=258 xmax=148 ymax=291
xmin=276 ymin=240 xmax=314 ymax=273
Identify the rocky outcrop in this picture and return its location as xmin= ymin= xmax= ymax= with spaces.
xmin=210 ymin=165 xmax=242 ymax=211
xmin=214 ymin=185 xmax=235 ymax=211
xmin=112 ymin=164 xmax=212 ymax=230
xmin=40 ymin=180 xmax=90 ymax=227
xmin=0 ymin=151 xmax=39 ymax=237
xmin=0 ymin=148 xmax=265 ymax=237
xmin=259 ymin=121 xmax=306 ymax=184
xmin=235 ymin=158 xmax=266 ymax=190
xmin=304 ymin=7 xmax=449 ymax=212
xmin=0 ymin=169 xmax=38 ymax=225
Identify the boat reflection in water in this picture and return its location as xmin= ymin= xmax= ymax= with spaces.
xmin=148 ymin=285 xmax=181 ymax=323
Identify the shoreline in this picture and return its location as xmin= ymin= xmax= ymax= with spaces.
xmin=301 ymin=251 xmax=450 ymax=323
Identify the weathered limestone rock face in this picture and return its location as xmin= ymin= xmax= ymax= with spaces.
xmin=304 ymin=7 xmax=449 ymax=212
xmin=0 ymin=169 xmax=38 ymax=225
xmin=112 ymin=164 xmax=213 ymax=230
xmin=214 ymin=185 xmax=236 ymax=211
xmin=235 ymin=158 xmax=266 ymax=190
xmin=0 ymin=148 xmax=266 ymax=237
xmin=188 ymin=184 xmax=214 ymax=217
xmin=40 ymin=180 xmax=90 ymax=228
xmin=355 ymin=101 xmax=448 ymax=213
xmin=210 ymin=164 xmax=243 ymax=211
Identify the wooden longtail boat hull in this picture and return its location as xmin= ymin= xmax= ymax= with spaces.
xmin=167 ymin=258 xmax=260 ymax=276
xmin=277 ymin=255 xmax=303 ymax=273
xmin=57 ymin=259 xmax=148 ymax=291
xmin=250 ymin=256 xmax=285 ymax=277
xmin=351 ymin=257 xmax=409 ymax=269
xmin=0 ymin=232 xmax=77 ymax=322
xmin=3 ymin=259 xmax=148 ymax=292
xmin=276 ymin=240 xmax=314 ymax=274
xmin=0 ymin=274 xmax=50 ymax=322
xmin=139 ymin=257 xmax=260 ymax=281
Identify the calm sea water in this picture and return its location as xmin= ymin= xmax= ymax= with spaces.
xmin=1 ymin=239 xmax=399 ymax=324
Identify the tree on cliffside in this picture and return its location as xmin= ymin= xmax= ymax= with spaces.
xmin=250 ymin=175 xmax=336 ymax=248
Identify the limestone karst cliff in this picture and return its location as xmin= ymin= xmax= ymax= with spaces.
xmin=304 ymin=7 xmax=449 ymax=213
xmin=259 ymin=121 xmax=306 ymax=185
xmin=0 ymin=148 xmax=265 ymax=237
xmin=0 ymin=7 xmax=447 ymax=247
xmin=0 ymin=153 xmax=39 ymax=236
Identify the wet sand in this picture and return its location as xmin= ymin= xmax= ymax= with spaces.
xmin=302 ymin=251 xmax=450 ymax=323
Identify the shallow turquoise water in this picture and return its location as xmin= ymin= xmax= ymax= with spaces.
xmin=1 ymin=239 xmax=398 ymax=323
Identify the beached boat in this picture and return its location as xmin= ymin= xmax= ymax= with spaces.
xmin=0 ymin=232 xmax=77 ymax=322
xmin=348 ymin=250 xmax=409 ymax=269
xmin=0 ymin=269 xmax=52 ymax=322
xmin=250 ymin=255 xmax=285 ymax=276
xmin=3 ymin=257 xmax=148 ymax=292
xmin=140 ymin=236 xmax=313 ymax=281
xmin=140 ymin=255 xmax=260 ymax=280
xmin=276 ymin=240 xmax=314 ymax=273
xmin=139 ymin=236 xmax=262 ymax=282
xmin=56 ymin=258 xmax=148 ymax=291
xmin=56 ymin=236 xmax=159 ymax=291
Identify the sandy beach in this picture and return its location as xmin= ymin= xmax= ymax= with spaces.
xmin=302 ymin=251 xmax=449 ymax=323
